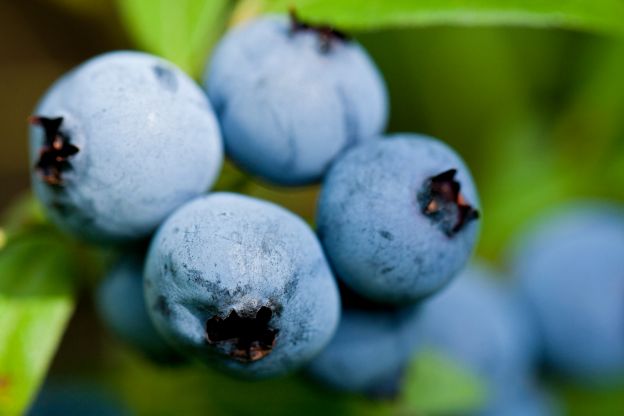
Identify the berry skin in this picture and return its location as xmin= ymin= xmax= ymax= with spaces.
xmin=306 ymin=302 xmax=421 ymax=397
xmin=204 ymin=14 xmax=388 ymax=185
xmin=317 ymin=134 xmax=480 ymax=303
xmin=508 ymin=203 xmax=624 ymax=384
xmin=96 ymin=251 xmax=183 ymax=364
xmin=29 ymin=51 xmax=223 ymax=244
xmin=419 ymin=264 xmax=535 ymax=409
xmin=478 ymin=385 xmax=560 ymax=416
xmin=144 ymin=192 xmax=340 ymax=378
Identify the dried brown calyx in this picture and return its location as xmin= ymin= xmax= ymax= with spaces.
xmin=418 ymin=169 xmax=479 ymax=237
xmin=29 ymin=116 xmax=79 ymax=186
xmin=206 ymin=306 xmax=278 ymax=362
xmin=289 ymin=9 xmax=350 ymax=52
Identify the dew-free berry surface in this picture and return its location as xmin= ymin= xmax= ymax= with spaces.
xmin=29 ymin=51 xmax=223 ymax=244
xmin=205 ymin=14 xmax=388 ymax=185
xmin=508 ymin=203 xmax=624 ymax=384
xmin=96 ymin=250 xmax=184 ymax=364
xmin=478 ymin=384 xmax=559 ymax=416
xmin=144 ymin=192 xmax=340 ymax=378
xmin=419 ymin=264 xmax=536 ymax=410
xmin=306 ymin=303 xmax=421 ymax=397
xmin=317 ymin=134 xmax=480 ymax=303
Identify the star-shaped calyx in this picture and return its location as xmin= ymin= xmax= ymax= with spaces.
xmin=418 ymin=169 xmax=480 ymax=237
xmin=205 ymin=306 xmax=278 ymax=362
xmin=29 ymin=116 xmax=79 ymax=186
xmin=289 ymin=9 xmax=350 ymax=53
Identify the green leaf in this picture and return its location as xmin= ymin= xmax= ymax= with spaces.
xmin=400 ymin=349 xmax=487 ymax=415
xmin=212 ymin=160 xmax=253 ymax=193
xmin=264 ymin=0 xmax=624 ymax=36
xmin=0 ymin=235 xmax=78 ymax=415
xmin=551 ymin=41 xmax=624 ymax=177
xmin=115 ymin=0 xmax=230 ymax=77
xmin=0 ymin=193 xmax=47 ymax=239
xmin=106 ymin=347 xmax=395 ymax=416
xmin=555 ymin=381 xmax=624 ymax=416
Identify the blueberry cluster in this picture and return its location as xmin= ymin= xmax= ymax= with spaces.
xmin=27 ymin=11 xmax=624 ymax=414
xmin=508 ymin=203 xmax=624 ymax=384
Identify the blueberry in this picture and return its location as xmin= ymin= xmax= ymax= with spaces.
xmin=419 ymin=263 xmax=534 ymax=407
xmin=96 ymin=250 xmax=183 ymax=364
xmin=144 ymin=192 xmax=340 ymax=378
xmin=317 ymin=134 xmax=480 ymax=303
xmin=508 ymin=202 xmax=624 ymax=384
xmin=306 ymin=300 xmax=421 ymax=397
xmin=204 ymin=13 xmax=388 ymax=185
xmin=29 ymin=51 xmax=223 ymax=244
xmin=478 ymin=385 xmax=560 ymax=416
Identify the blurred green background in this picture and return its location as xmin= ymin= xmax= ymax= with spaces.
xmin=1 ymin=0 xmax=624 ymax=415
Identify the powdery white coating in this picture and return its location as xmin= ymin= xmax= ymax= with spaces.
xmin=205 ymin=16 xmax=388 ymax=185
xmin=144 ymin=193 xmax=340 ymax=378
xmin=317 ymin=134 xmax=480 ymax=303
xmin=419 ymin=264 xmax=534 ymax=404
xmin=306 ymin=306 xmax=421 ymax=396
xmin=96 ymin=251 xmax=182 ymax=363
xmin=30 ymin=51 xmax=223 ymax=243
xmin=508 ymin=202 xmax=624 ymax=384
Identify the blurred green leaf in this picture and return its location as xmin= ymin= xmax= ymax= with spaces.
xmin=105 ymin=320 xmax=486 ymax=416
xmin=555 ymin=381 xmax=624 ymax=416
xmin=476 ymin=116 xmax=574 ymax=259
xmin=476 ymin=39 xmax=624 ymax=259
xmin=107 ymin=348 xmax=394 ymax=416
xmin=265 ymin=0 xmax=624 ymax=36
xmin=115 ymin=0 xmax=230 ymax=77
xmin=551 ymin=41 xmax=624 ymax=180
xmin=401 ymin=350 xmax=487 ymax=415
xmin=212 ymin=161 xmax=318 ymax=223
xmin=0 ymin=234 xmax=78 ymax=415
xmin=213 ymin=160 xmax=252 ymax=193
xmin=0 ymin=193 xmax=47 ymax=240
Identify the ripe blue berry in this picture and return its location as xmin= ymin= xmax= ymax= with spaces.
xmin=144 ymin=193 xmax=340 ymax=378
xmin=317 ymin=134 xmax=480 ymax=303
xmin=479 ymin=385 xmax=559 ymax=416
xmin=205 ymin=13 xmax=388 ymax=185
xmin=508 ymin=203 xmax=624 ymax=384
xmin=29 ymin=51 xmax=223 ymax=244
xmin=419 ymin=264 xmax=535 ymax=408
xmin=306 ymin=299 xmax=421 ymax=397
xmin=96 ymin=251 xmax=183 ymax=364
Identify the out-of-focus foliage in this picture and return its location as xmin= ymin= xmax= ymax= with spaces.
xmin=357 ymin=25 xmax=624 ymax=260
xmin=264 ymin=0 xmax=624 ymax=35
xmin=107 ymin=348 xmax=394 ymax=416
xmin=115 ymin=0 xmax=231 ymax=77
xmin=101 ymin=345 xmax=485 ymax=416
xmin=557 ymin=383 xmax=624 ymax=416
xmin=0 ymin=233 xmax=77 ymax=416
xmin=401 ymin=350 xmax=486 ymax=414
xmin=0 ymin=194 xmax=46 ymax=241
